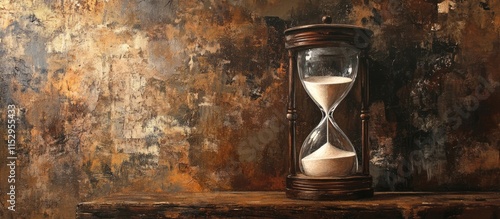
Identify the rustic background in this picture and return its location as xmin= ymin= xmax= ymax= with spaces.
xmin=0 ymin=0 xmax=499 ymax=218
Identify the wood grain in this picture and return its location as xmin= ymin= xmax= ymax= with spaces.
xmin=77 ymin=192 xmax=500 ymax=218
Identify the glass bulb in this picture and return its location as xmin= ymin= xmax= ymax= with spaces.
xmin=297 ymin=45 xmax=360 ymax=177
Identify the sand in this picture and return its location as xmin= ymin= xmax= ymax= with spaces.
xmin=301 ymin=142 xmax=356 ymax=177
xmin=302 ymin=76 xmax=352 ymax=111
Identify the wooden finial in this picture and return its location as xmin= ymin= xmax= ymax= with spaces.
xmin=322 ymin=16 xmax=332 ymax=24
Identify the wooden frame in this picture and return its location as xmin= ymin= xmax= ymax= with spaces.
xmin=284 ymin=17 xmax=374 ymax=200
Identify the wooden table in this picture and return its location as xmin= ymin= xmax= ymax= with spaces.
xmin=77 ymin=192 xmax=500 ymax=218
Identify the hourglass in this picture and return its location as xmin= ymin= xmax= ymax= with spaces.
xmin=285 ymin=17 xmax=374 ymax=200
xmin=298 ymin=46 xmax=359 ymax=177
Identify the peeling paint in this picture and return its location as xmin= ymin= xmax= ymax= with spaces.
xmin=438 ymin=0 xmax=456 ymax=14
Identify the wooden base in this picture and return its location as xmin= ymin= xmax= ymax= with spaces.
xmin=286 ymin=174 xmax=373 ymax=200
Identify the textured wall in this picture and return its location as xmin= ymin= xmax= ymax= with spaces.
xmin=0 ymin=0 xmax=498 ymax=218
